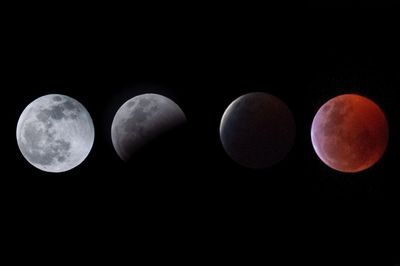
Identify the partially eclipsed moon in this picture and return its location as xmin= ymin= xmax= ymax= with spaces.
xmin=219 ymin=92 xmax=296 ymax=169
xmin=16 ymin=94 xmax=95 ymax=173
xmin=311 ymin=94 xmax=389 ymax=173
xmin=111 ymin=93 xmax=186 ymax=161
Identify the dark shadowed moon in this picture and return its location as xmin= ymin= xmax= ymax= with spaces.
xmin=219 ymin=92 xmax=296 ymax=169
xmin=111 ymin=93 xmax=186 ymax=161
xmin=311 ymin=94 xmax=389 ymax=173
xmin=16 ymin=94 xmax=95 ymax=173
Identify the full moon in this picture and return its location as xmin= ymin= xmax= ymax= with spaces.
xmin=111 ymin=93 xmax=186 ymax=161
xmin=220 ymin=92 xmax=296 ymax=169
xmin=16 ymin=94 xmax=95 ymax=173
xmin=311 ymin=94 xmax=389 ymax=173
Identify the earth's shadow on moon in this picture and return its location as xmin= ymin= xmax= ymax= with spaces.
xmin=111 ymin=123 xmax=198 ymax=201
xmin=115 ymin=123 xmax=191 ymax=173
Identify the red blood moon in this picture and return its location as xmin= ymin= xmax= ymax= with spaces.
xmin=311 ymin=94 xmax=389 ymax=173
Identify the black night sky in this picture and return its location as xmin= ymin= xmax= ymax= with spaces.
xmin=4 ymin=8 xmax=400 ymax=263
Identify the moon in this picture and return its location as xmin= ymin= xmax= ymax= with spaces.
xmin=16 ymin=94 xmax=95 ymax=173
xmin=311 ymin=94 xmax=389 ymax=173
xmin=111 ymin=93 xmax=186 ymax=161
xmin=220 ymin=92 xmax=296 ymax=169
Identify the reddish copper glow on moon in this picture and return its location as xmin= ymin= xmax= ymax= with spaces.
xmin=311 ymin=94 xmax=389 ymax=173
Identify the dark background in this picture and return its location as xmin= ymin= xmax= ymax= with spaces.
xmin=3 ymin=7 xmax=399 ymax=263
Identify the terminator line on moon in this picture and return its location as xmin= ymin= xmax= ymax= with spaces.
xmin=111 ymin=93 xmax=186 ymax=161
xmin=16 ymin=94 xmax=95 ymax=173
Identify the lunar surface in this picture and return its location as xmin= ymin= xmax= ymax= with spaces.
xmin=311 ymin=94 xmax=388 ymax=173
xmin=111 ymin=93 xmax=186 ymax=161
xmin=16 ymin=94 xmax=95 ymax=173
xmin=220 ymin=92 xmax=296 ymax=169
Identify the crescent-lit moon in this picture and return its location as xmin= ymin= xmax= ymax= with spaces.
xmin=16 ymin=94 xmax=95 ymax=173
xmin=111 ymin=93 xmax=186 ymax=161
xmin=219 ymin=92 xmax=296 ymax=169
